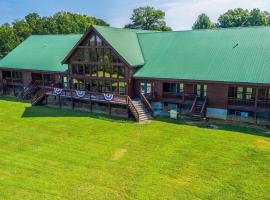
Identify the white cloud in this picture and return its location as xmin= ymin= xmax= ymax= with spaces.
xmin=158 ymin=0 xmax=270 ymax=30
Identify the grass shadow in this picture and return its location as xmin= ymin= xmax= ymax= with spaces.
xmin=155 ymin=116 xmax=270 ymax=138
xmin=21 ymin=106 xmax=132 ymax=123
xmin=0 ymin=96 xmax=29 ymax=103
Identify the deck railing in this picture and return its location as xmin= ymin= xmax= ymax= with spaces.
xmin=228 ymin=98 xmax=255 ymax=107
xmin=43 ymin=86 xmax=128 ymax=105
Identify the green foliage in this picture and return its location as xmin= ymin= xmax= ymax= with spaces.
xmin=125 ymin=6 xmax=172 ymax=31
xmin=218 ymin=8 xmax=250 ymax=28
xmin=192 ymin=13 xmax=214 ymax=30
xmin=0 ymin=11 xmax=109 ymax=58
xmin=0 ymin=99 xmax=269 ymax=199
xmin=218 ymin=8 xmax=270 ymax=28
xmin=0 ymin=24 xmax=20 ymax=59
xmin=248 ymin=8 xmax=269 ymax=26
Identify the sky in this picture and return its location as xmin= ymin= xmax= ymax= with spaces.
xmin=0 ymin=0 xmax=270 ymax=30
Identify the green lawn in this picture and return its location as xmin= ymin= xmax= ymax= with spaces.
xmin=0 ymin=98 xmax=270 ymax=200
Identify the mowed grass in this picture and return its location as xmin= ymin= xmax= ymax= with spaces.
xmin=0 ymin=98 xmax=270 ymax=200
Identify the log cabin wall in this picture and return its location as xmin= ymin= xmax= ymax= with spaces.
xmin=206 ymin=83 xmax=229 ymax=109
xmin=22 ymin=71 xmax=32 ymax=85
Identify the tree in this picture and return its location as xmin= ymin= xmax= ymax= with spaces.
xmin=218 ymin=8 xmax=250 ymax=28
xmin=0 ymin=24 xmax=20 ymax=58
xmin=12 ymin=20 xmax=32 ymax=41
xmin=125 ymin=6 xmax=172 ymax=31
xmin=25 ymin=13 xmax=43 ymax=34
xmin=0 ymin=11 xmax=109 ymax=58
xmin=192 ymin=13 xmax=214 ymax=30
xmin=248 ymin=8 xmax=269 ymax=26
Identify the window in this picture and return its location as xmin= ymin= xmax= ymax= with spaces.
xmin=97 ymin=48 xmax=103 ymax=62
xmin=245 ymin=87 xmax=253 ymax=100
xmin=105 ymin=81 xmax=111 ymax=93
xmin=267 ymin=89 xmax=270 ymax=100
xmin=236 ymin=87 xmax=254 ymax=100
xmin=85 ymin=80 xmax=91 ymax=91
xmin=112 ymin=82 xmax=118 ymax=93
xmin=104 ymin=65 xmax=111 ymax=78
xmin=103 ymin=48 xmax=110 ymax=63
xmin=96 ymin=35 xmax=102 ymax=46
xmin=12 ymin=72 xmax=22 ymax=79
xmin=85 ymin=65 xmax=91 ymax=76
xmin=118 ymin=66 xmax=125 ymax=78
xmin=92 ymin=80 xmax=98 ymax=92
xmin=72 ymin=65 xmax=78 ymax=75
xmin=73 ymin=79 xmax=84 ymax=90
xmin=90 ymin=48 xmax=97 ymax=62
xmin=111 ymin=51 xmax=120 ymax=63
xmin=237 ymin=87 xmax=243 ymax=99
xmin=163 ymin=83 xmax=183 ymax=93
xmin=62 ymin=76 xmax=69 ymax=88
xmin=91 ymin=65 xmax=97 ymax=77
xmin=119 ymin=82 xmax=126 ymax=95
xmin=89 ymin=35 xmax=96 ymax=46
xmin=98 ymin=80 xmax=105 ymax=93
xmin=78 ymin=64 xmax=84 ymax=75
xmin=112 ymin=66 xmax=118 ymax=78
xmin=75 ymin=49 xmax=85 ymax=61
xmin=43 ymin=74 xmax=52 ymax=83
xmin=3 ymin=71 xmax=12 ymax=79
xmin=97 ymin=65 xmax=104 ymax=77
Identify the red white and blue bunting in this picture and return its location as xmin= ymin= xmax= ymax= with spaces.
xmin=104 ymin=93 xmax=114 ymax=101
xmin=76 ymin=90 xmax=86 ymax=98
xmin=53 ymin=88 xmax=63 ymax=95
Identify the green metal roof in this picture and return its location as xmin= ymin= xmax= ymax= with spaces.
xmin=135 ymin=26 xmax=270 ymax=84
xmin=0 ymin=35 xmax=82 ymax=72
xmin=93 ymin=25 xmax=153 ymax=66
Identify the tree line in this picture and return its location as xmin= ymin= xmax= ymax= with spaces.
xmin=0 ymin=12 xmax=108 ymax=58
xmin=193 ymin=8 xmax=270 ymax=29
xmin=1 ymin=7 xmax=270 ymax=59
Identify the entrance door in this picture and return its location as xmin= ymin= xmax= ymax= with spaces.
xmin=32 ymin=73 xmax=43 ymax=82
xmin=140 ymin=82 xmax=154 ymax=98
xmin=196 ymin=84 xmax=207 ymax=99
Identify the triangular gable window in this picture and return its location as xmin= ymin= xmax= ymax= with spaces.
xmin=96 ymin=35 xmax=102 ymax=46
xmin=89 ymin=35 xmax=96 ymax=46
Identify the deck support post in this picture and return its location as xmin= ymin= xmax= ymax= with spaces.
xmin=108 ymin=102 xmax=111 ymax=115
xmin=58 ymin=95 xmax=61 ymax=108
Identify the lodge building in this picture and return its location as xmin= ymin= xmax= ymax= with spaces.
xmin=1 ymin=25 xmax=270 ymax=123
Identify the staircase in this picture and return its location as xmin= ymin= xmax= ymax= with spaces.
xmin=190 ymin=96 xmax=207 ymax=119
xmin=132 ymin=99 xmax=153 ymax=121
xmin=31 ymin=88 xmax=49 ymax=105
xmin=22 ymin=81 xmax=42 ymax=99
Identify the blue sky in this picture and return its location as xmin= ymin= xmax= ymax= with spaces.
xmin=0 ymin=0 xmax=269 ymax=30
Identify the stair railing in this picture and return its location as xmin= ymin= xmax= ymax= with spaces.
xmin=140 ymin=92 xmax=153 ymax=115
xmin=189 ymin=96 xmax=198 ymax=115
xmin=127 ymin=96 xmax=140 ymax=122
xmin=31 ymin=87 xmax=50 ymax=105
xmin=200 ymin=97 xmax=208 ymax=117
xmin=23 ymin=80 xmax=43 ymax=99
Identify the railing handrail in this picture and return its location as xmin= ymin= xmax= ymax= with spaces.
xmin=140 ymin=92 xmax=153 ymax=114
xmin=189 ymin=96 xmax=198 ymax=114
xmin=41 ymin=86 xmax=128 ymax=99
xmin=127 ymin=96 xmax=140 ymax=121
xmin=200 ymin=97 xmax=208 ymax=116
